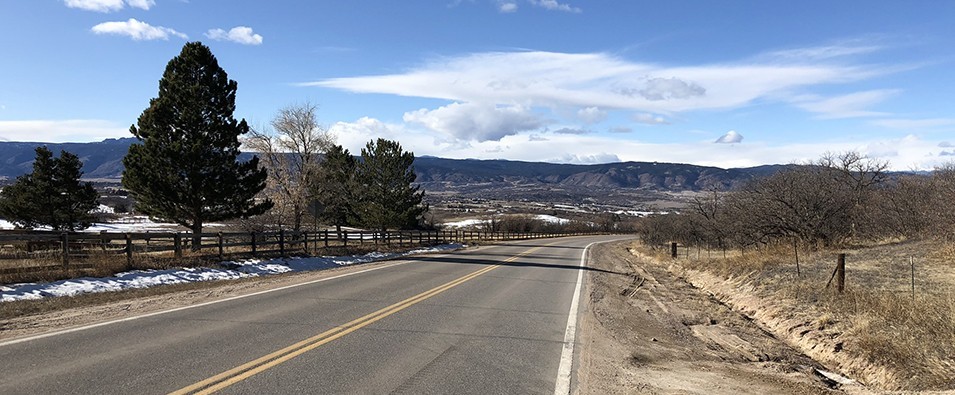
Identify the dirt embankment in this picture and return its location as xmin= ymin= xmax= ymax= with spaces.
xmin=577 ymin=241 xmax=864 ymax=394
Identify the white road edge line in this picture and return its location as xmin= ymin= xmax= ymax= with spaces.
xmin=554 ymin=240 xmax=602 ymax=395
xmin=0 ymin=259 xmax=417 ymax=348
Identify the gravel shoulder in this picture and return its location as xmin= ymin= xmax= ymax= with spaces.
xmin=576 ymin=241 xmax=864 ymax=394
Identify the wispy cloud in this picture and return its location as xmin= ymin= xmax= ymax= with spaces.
xmin=64 ymin=0 xmax=154 ymax=12
xmin=633 ymin=113 xmax=668 ymax=125
xmin=306 ymin=47 xmax=894 ymax=142
xmin=206 ymin=26 xmax=264 ymax=45
xmin=92 ymin=18 xmax=187 ymax=40
xmin=529 ymin=0 xmax=581 ymax=13
xmin=871 ymin=118 xmax=955 ymax=129
xmin=0 ymin=120 xmax=128 ymax=143
xmin=498 ymin=1 xmax=518 ymax=13
xmin=793 ymin=89 xmax=898 ymax=119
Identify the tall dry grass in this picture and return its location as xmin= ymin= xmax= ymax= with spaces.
xmin=641 ymin=240 xmax=955 ymax=390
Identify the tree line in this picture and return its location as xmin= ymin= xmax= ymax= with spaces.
xmin=0 ymin=42 xmax=426 ymax=244
xmin=640 ymin=151 xmax=955 ymax=251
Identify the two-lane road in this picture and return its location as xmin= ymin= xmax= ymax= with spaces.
xmin=0 ymin=235 xmax=629 ymax=394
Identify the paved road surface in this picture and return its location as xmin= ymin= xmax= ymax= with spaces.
xmin=0 ymin=235 xmax=628 ymax=394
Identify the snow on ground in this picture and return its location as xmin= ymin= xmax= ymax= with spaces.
xmin=442 ymin=218 xmax=490 ymax=228
xmin=534 ymin=214 xmax=571 ymax=224
xmin=0 ymin=219 xmax=13 ymax=230
xmin=92 ymin=204 xmax=115 ymax=214
xmin=0 ymin=243 xmax=465 ymax=302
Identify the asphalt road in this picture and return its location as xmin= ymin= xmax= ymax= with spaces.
xmin=0 ymin=235 xmax=628 ymax=394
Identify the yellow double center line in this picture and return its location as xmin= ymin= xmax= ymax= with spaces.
xmin=171 ymin=247 xmax=542 ymax=395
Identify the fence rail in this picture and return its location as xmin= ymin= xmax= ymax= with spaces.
xmin=0 ymin=229 xmax=597 ymax=276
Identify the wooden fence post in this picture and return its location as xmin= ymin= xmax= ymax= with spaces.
xmin=251 ymin=232 xmax=257 ymax=257
xmin=836 ymin=253 xmax=846 ymax=293
xmin=324 ymin=229 xmax=329 ymax=248
xmin=910 ymin=256 xmax=916 ymax=298
xmin=279 ymin=229 xmax=286 ymax=257
xmin=125 ymin=233 xmax=133 ymax=269
xmin=303 ymin=231 xmax=309 ymax=255
xmin=343 ymin=231 xmax=348 ymax=247
xmin=174 ymin=233 xmax=183 ymax=259
xmin=218 ymin=232 xmax=224 ymax=260
xmin=61 ymin=232 xmax=69 ymax=266
xmin=100 ymin=230 xmax=108 ymax=254
xmin=671 ymin=242 xmax=678 ymax=258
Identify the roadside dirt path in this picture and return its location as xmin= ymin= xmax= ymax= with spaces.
xmin=577 ymin=241 xmax=859 ymax=394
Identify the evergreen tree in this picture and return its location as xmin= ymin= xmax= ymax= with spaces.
xmin=0 ymin=147 xmax=97 ymax=230
xmin=355 ymin=138 xmax=426 ymax=231
xmin=314 ymin=144 xmax=356 ymax=237
xmin=122 ymin=41 xmax=271 ymax=248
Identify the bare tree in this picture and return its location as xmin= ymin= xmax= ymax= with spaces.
xmin=243 ymin=102 xmax=334 ymax=233
xmin=816 ymin=151 xmax=889 ymax=239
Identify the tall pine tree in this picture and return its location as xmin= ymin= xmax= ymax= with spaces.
xmin=355 ymin=138 xmax=426 ymax=231
xmin=0 ymin=147 xmax=97 ymax=231
xmin=123 ymin=42 xmax=271 ymax=247
xmin=314 ymin=144 xmax=357 ymax=237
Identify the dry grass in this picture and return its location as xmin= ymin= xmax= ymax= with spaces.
xmin=641 ymin=239 xmax=955 ymax=391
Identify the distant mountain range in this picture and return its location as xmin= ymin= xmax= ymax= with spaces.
xmin=0 ymin=138 xmax=787 ymax=197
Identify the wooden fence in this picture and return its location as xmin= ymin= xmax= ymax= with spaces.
xmin=0 ymin=229 xmax=595 ymax=276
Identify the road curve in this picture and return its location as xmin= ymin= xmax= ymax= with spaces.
xmin=0 ymin=235 xmax=630 ymax=394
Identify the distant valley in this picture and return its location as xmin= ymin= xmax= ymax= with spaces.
xmin=0 ymin=138 xmax=788 ymax=206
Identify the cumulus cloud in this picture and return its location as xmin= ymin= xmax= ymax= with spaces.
xmin=529 ymin=0 xmax=581 ymax=13
xmin=403 ymin=102 xmax=543 ymax=141
xmin=793 ymin=89 xmax=897 ymax=119
xmin=0 ymin=120 xmax=128 ymax=142
xmin=619 ymin=77 xmax=706 ymax=101
xmin=941 ymin=151 xmax=955 ymax=157
xmin=498 ymin=1 xmax=518 ymax=12
xmin=92 ymin=18 xmax=187 ymax=40
xmin=529 ymin=134 xmax=549 ymax=141
xmin=715 ymin=130 xmax=743 ymax=144
xmin=939 ymin=141 xmax=953 ymax=148
xmin=576 ymin=107 xmax=606 ymax=124
xmin=633 ymin=113 xmax=668 ymax=125
xmin=65 ymin=0 xmax=153 ymax=12
xmin=205 ymin=26 xmax=264 ymax=45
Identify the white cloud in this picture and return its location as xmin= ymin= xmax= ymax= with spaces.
xmin=793 ymin=89 xmax=897 ymax=119
xmin=577 ymin=107 xmax=606 ymax=124
xmin=0 ymin=120 xmax=128 ymax=143
xmin=498 ymin=2 xmax=518 ymax=12
xmin=125 ymin=0 xmax=155 ymax=10
xmin=871 ymin=118 xmax=955 ymax=129
xmin=553 ymin=153 xmax=620 ymax=164
xmin=327 ymin=117 xmax=948 ymax=170
xmin=205 ymin=26 xmax=264 ymax=46
xmin=715 ymin=130 xmax=743 ymax=144
xmin=529 ymin=0 xmax=581 ymax=13
xmin=92 ymin=19 xmax=187 ymax=40
xmin=766 ymin=43 xmax=883 ymax=61
xmin=609 ymin=126 xmax=632 ymax=133
xmin=552 ymin=127 xmax=590 ymax=135
xmin=633 ymin=113 xmax=668 ymax=125
xmin=309 ymin=50 xmax=885 ymax=117
xmin=64 ymin=0 xmax=154 ymax=12
xmin=940 ymin=141 xmax=954 ymax=148
xmin=403 ymin=102 xmax=543 ymax=141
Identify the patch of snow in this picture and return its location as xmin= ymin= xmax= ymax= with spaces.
xmin=92 ymin=204 xmax=115 ymax=214
xmin=0 ymin=219 xmax=13 ymax=230
xmin=442 ymin=218 xmax=489 ymax=228
xmin=534 ymin=214 xmax=570 ymax=224
xmin=0 ymin=243 xmax=465 ymax=302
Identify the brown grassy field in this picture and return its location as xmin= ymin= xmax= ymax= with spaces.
xmin=633 ymin=239 xmax=955 ymax=391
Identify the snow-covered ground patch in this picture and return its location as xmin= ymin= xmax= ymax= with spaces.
xmin=534 ymin=214 xmax=571 ymax=224
xmin=0 ymin=243 xmax=465 ymax=302
xmin=0 ymin=219 xmax=13 ymax=230
xmin=442 ymin=218 xmax=490 ymax=228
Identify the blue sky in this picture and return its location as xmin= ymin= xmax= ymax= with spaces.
xmin=1 ymin=1 xmax=954 ymax=169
